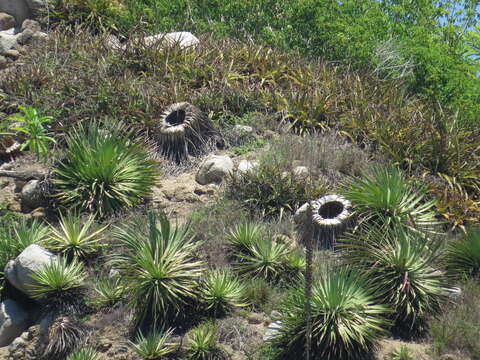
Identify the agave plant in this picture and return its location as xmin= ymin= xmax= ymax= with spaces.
xmin=132 ymin=328 xmax=175 ymax=359
xmin=341 ymin=165 xmax=440 ymax=232
xmin=112 ymin=212 xmax=206 ymax=327
xmin=53 ymin=120 xmax=158 ymax=216
xmin=340 ymin=224 xmax=450 ymax=335
xmin=234 ymin=237 xmax=291 ymax=280
xmin=91 ymin=277 xmax=124 ymax=309
xmin=445 ymin=228 xmax=480 ymax=278
xmin=12 ymin=218 xmax=50 ymax=252
xmin=46 ymin=213 xmax=107 ymax=260
xmin=226 ymin=222 xmax=264 ymax=251
xmin=44 ymin=316 xmax=89 ymax=359
xmin=187 ymin=322 xmax=225 ymax=360
xmin=269 ymin=269 xmax=389 ymax=360
xmin=29 ymin=257 xmax=86 ymax=300
xmin=66 ymin=347 xmax=100 ymax=360
xmin=200 ymin=269 xmax=248 ymax=316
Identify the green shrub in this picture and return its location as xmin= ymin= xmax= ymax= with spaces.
xmin=46 ymin=213 xmax=107 ymax=260
xmin=66 ymin=348 xmax=100 ymax=360
xmin=389 ymin=345 xmax=414 ymax=360
xmin=341 ymin=166 xmax=439 ymax=232
xmin=112 ymin=212 xmax=205 ymax=327
xmin=8 ymin=105 xmax=56 ymax=161
xmin=53 ymin=120 xmax=158 ymax=217
xmin=187 ymin=322 xmax=226 ymax=360
xmin=91 ymin=277 xmax=124 ymax=309
xmin=341 ymin=224 xmax=450 ymax=335
xmin=445 ymin=228 xmax=480 ymax=279
xmin=226 ymin=222 xmax=264 ymax=252
xmin=269 ymin=269 xmax=389 ymax=360
xmin=132 ymin=328 xmax=175 ymax=360
xmin=243 ymin=277 xmax=281 ymax=314
xmin=200 ymin=269 xmax=247 ymax=316
xmin=226 ymin=157 xmax=325 ymax=218
xmin=234 ymin=237 xmax=291 ymax=281
xmin=11 ymin=218 xmax=49 ymax=252
xmin=30 ymin=257 xmax=86 ymax=300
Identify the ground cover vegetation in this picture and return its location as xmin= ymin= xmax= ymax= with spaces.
xmin=0 ymin=1 xmax=480 ymax=359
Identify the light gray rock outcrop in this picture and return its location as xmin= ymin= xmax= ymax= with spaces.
xmin=144 ymin=31 xmax=199 ymax=49
xmin=196 ymin=155 xmax=233 ymax=185
xmin=0 ymin=13 xmax=15 ymax=31
xmin=20 ymin=179 xmax=45 ymax=209
xmin=0 ymin=299 xmax=29 ymax=347
xmin=237 ymin=159 xmax=258 ymax=174
xmin=4 ymin=245 xmax=56 ymax=297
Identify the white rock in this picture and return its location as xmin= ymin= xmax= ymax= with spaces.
xmin=233 ymin=124 xmax=253 ymax=133
xmin=237 ymin=160 xmax=258 ymax=174
xmin=0 ymin=0 xmax=29 ymax=26
xmin=263 ymin=321 xmax=282 ymax=341
xmin=4 ymin=245 xmax=56 ymax=297
xmin=144 ymin=31 xmax=199 ymax=49
xmin=0 ymin=299 xmax=29 ymax=347
xmin=0 ymin=31 xmax=19 ymax=53
xmin=20 ymin=19 xmax=40 ymax=32
xmin=195 ymin=155 xmax=233 ymax=185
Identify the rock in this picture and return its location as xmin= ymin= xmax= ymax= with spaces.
xmin=30 ymin=31 xmax=47 ymax=44
xmin=448 ymin=286 xmax=462 ymax=301
xmin=292 ymin=166 xmax=309 ymax=179
xmin=3 ymin=49 xmax=19 ymax=60
xmin=144 ymin=31 xmax=199 ymax=49
xmin=20 ymin=179 xmax=45 ymax=209
xmin=233 ymin=124 xmax=253 ymax=134
xmin=0 ymin=55 xmax=6 ymax=69
xmin=5 ymin=244 xmax=56 ymax=297
xmin=25 ymin=0 xmax=46 ymax=15
xmin=16 ymin=28 xmax=33 ymax=45
xmin=263 ymin=321 xmax=282 ymax=341
xmin=195 ymin=155 xmax=234 ymax=185
xmin=21 ymin=19 xmax=40 ymax=33
xmin=0 ymin=31 xmax=19 ymax=53
xmin=0 ymin=13 xmax=15 ymax=31
xmin=0 ymin=299 xmax=29 ymax=347
xmin=294 ymin=202 xmax=309 ymax=224
xmin=237 ymin=160 xmax=258 ymax=174
xmin=0 ymin=0 xmax=29 ymax=26
xmin=103 ymin=34 xmax=122 ymax=50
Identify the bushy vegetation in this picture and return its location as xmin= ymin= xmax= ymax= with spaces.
xmin=268 ymin=269 xmax=389 ymax=360
xmin=445 ymin=227 xmax=480 ymax=279
xmin=112 ymin=212 xmax=205 ymax=328
xmin=53 ymin=120 xmax=158 ymax=216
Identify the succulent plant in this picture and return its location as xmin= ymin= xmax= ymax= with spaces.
xmin=157 ymin=102 xmax=213 ymax=162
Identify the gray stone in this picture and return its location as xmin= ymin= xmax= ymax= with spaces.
xmin=5 ymin=244 xmax=56 ymax=297
xmin=20 ymin=180 xmax=45 ymax=209
xmin=30 ymin=31 xmax=47 ymax=44
xmin=195 ymin=155 xmax=234 ymax=185
xmin=292 ymin=166 xmax=309 ymax=179
xmin=21 ymin=19 xmax=40 ymax=33
xmin=0 ymin=0 xmax=30 ymax=26
xmin=0 ymin=31 xmax=19 ymax=53
xmin=294 ymin=202 xmax=310 ymax=224
xmin=0 ymin=13 xmax=15 ymax=31
xmin=3 ymin=49 xmax=19 ymax=60
xmin=16 ymin=28 xmax=34 ymax=45
xmin=103 ymin=34 xmax=123 ymax=51
xmin=0 ymin=299 xmax=29 ymax=347
xmin=0 ymin=55 xmax=7 ymax=69
xmin=25 ymin=0 xmax=46 ymax=14
xmin=263 ymin=321 xmax=282 ymax=341
xmin=237 ymin=160 xmax=258 ymax=174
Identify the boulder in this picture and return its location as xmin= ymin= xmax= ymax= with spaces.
xmin=294 ymin=202 xmax=309 ymax=224
xmin=237 ymin=160 xmax=258 ymax=174
xmin=4 ymin=245 xmax=56 ymax=297
xmin=0 ymin=31 xmax=19 ymax=53
xmin=0 ymin=299 xmax=29 ymax=347
xmin=16 ymin=29 xmax=33 ymax=45
xmin=0 ymin=13 xmax=15 ymax=31
xmin=233 ymin=124 xmax=253 ymax=134
xmin=0 ymin=0 xmax=30 ymax=26
xmin=144 ymin=31 xmax=199 ymax=49
xmin=292 ymin=166 xmax=309 ymax=179
xmin=20 ymin=179 xmax=45 ymax=209
xmin=195 ymin=155 xmax=233 ymax=185
xmin=21 ymin=19 xmax=40 ymax=33
xmin=25 ymin=0 xmax=46 ymax=15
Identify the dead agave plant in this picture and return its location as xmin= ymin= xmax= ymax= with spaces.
xmin=156 ymin=102 xmax=213 ymax=162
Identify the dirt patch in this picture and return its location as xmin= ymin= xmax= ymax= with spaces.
xmin=377 ymin=338 xmax=432 ymax=360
